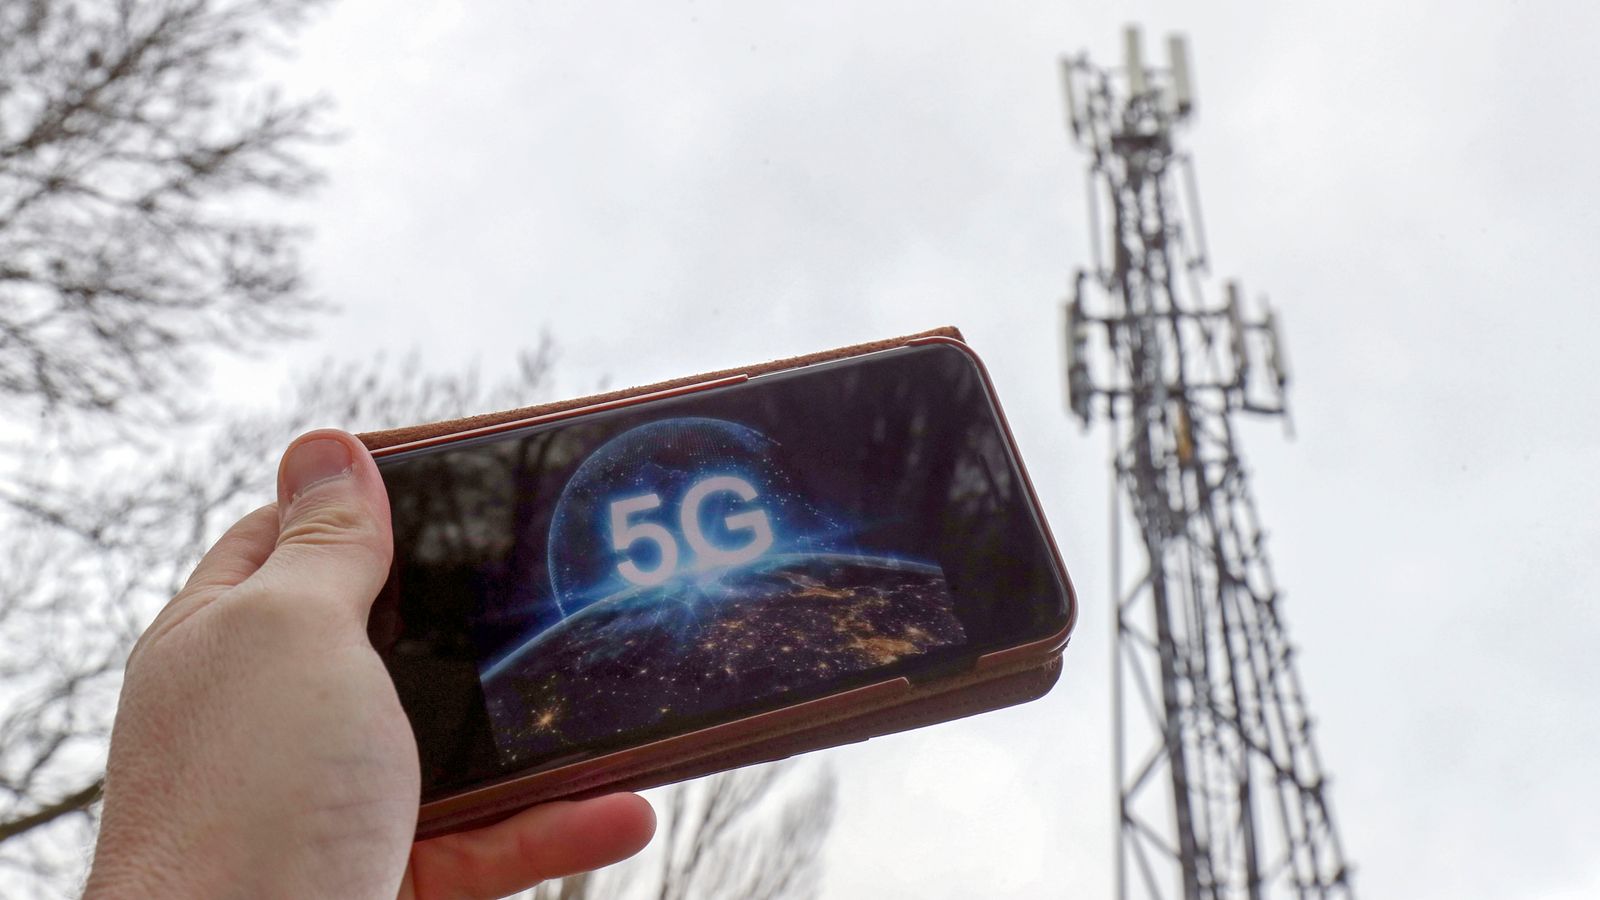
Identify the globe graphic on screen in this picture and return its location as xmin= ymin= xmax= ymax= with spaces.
xmin=477 ymin=416 xmax=970 ymax=764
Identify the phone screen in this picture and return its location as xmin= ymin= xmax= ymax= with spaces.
xmin=370 ymin=343 xmax=1072 ymax=798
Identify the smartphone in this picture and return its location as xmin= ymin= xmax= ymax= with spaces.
xmin=367 ymin=336 xmax=1076 ymax=834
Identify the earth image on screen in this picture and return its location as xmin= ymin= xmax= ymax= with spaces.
xmin=480 ymin=552 xmax=967 ymax=766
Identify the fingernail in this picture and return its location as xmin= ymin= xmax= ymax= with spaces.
xmin=283 ymin=437 xmax=354 ymax=501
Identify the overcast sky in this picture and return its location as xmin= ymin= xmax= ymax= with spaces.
xmin=223 ymin=1 xmax=1600 ymax=896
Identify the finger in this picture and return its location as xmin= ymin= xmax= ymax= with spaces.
xmin=237 ymin=429 xmax=394 ymax=625
xmin=178 ymin=503 xmax=280 ymax=597
xmin=406 ymin=794 xmax=656 ymax=900
xmin=135 ymin=504 xmax=283 ymax=656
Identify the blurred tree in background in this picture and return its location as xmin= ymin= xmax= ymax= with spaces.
xmin=0 ymin=2 xmax=838 ymax=896
xmin=0 ymin=0 xmax=333 ymax=888
xmin=0 ymin=0 xmax=326 ymax=422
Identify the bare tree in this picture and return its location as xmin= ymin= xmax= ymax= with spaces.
xmin=0 ymin=0 xmax=328 ymax=425
xmin=0 ymin=3 xmax=337 ymax=890
xmin=528 ymin=761 xmax=838 ymax=900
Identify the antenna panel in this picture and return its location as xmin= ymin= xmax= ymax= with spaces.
xmin=1124 ymin=25 xmax=1147 ymax=97
xmin=1168 ymin=34 xmax=1195 ymax=116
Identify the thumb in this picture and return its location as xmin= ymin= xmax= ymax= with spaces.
xmin=247 ymin=429 xmax=394 ymax=624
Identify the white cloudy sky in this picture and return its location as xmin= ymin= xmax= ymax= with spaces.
xmin=220 ymin=1 xmax=1600 ymax=897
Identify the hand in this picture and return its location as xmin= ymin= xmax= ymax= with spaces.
xmin=86 ymin=429 xmax=655 ymax=899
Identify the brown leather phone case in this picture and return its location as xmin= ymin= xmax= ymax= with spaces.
xmin=358 ymin=326 xmax=1076 ymax=840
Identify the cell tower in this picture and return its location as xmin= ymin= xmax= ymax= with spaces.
xmin=1059 ymin=28 xmax=1355 ymax=899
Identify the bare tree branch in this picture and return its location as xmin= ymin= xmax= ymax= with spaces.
xmin=0 ymin=779 xmax=101 ymax=844
xmin=0 ymin=0 xmax=330 ymax=424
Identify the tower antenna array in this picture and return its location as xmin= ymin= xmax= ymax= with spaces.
xmin=1060 ymin=27 xmax=1354 ymax=899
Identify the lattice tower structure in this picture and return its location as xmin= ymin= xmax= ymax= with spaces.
xmin=1059 ymin=28 xmax=1355 ymax=900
